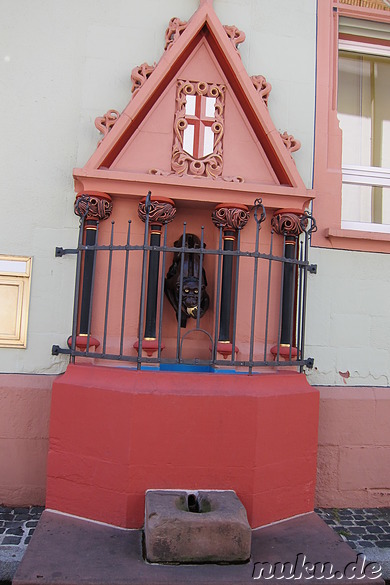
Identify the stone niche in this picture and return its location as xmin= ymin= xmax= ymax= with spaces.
xmin=144 ymin=489 xmax=252 ymax=564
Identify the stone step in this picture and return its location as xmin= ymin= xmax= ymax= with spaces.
xmin=12 ymin=510 xmax=384 ymax=585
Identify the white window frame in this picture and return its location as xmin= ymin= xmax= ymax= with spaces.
xmin=338 ymin=35 xmax=390 ymax=233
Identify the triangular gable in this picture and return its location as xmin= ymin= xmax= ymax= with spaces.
xmin=74 ymin=0 xmax=313 ymax=210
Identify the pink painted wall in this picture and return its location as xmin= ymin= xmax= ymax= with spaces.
xmin=0 ymin=375 xmax=54 ymax=506
xmin=316 ymin=387 xmax=390 ymax=508
xmin=1 ymin=375 xmax=389 ymax=511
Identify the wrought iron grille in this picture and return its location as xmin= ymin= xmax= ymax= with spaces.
xmin=53 ymin=196 xmax=317 ymax=374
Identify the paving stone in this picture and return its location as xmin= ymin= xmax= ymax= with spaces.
xmin=360 ymin=534 xmax=380 ymax=541
xmin=376 ymin=540 xmax=390 ymax=548
xmin=0 ymin=514 xmax=14 ymax=521
xmin=25 ymin=521 xmax=38 ymax=528
xmin=13 ymin=508 xmax=29 ymax=515
xmin=29 ymin=507 xmax=44 ymax=515
xmin=24 ymin=536 xmax=31 ymax=545
xmin=348 ymin=526 xmax=368 ymax=534
xmin=0 ymin=528 xmax=5 ymax=534
xmin=28 ymin=529 xmax=35 ymax=536
xmin=5 ymin=522 xmax=24 ymax=529
xmin=5 ymin=528 xmax=24 ymax=536
xmin=366 ymin=526 xmax=384 ymax=534
xmin=2 ymin=536 xmax=22 ymax=545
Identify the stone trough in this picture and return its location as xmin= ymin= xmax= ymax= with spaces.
xmin=144 ymin=489 xmax=252 ymax=564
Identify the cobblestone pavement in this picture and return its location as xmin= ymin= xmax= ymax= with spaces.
xmin=1 ymin=506 xmax=390 ymax=550
xmin=0 ymin=506 xmax=44 ymax=548
xmin=315 ymin=507 xmax=390 ymax=550
xmin=0 ymin=506 xmax=390 ymax=581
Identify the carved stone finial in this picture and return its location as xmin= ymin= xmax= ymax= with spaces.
xmin=74 ymin=192 xmax=113 ymax=222
xmin=271 ymin=210 xmax=306 ymax=238
xmin=251 ymin=75 xmax=272 ymax=107
xmin=138 ymin=196 xmax=176 ymax=226
xmin=212 ymin=204 xmax=250 ymax=232
xmin=95 ymin=110 xmax=120 ymax=145
xmin=131 ymin=62 xmax=156 ymax=97
xmin=280 ymin=131 xmax=301 ymax=153
xmin=164 ymin=17 xmax=188 ymax=51
xmin=223 ymin=25 xmax=245 ymax=54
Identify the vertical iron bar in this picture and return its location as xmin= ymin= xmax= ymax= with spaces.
xmin=176 ymin=223 xmax=187 ymax=361
xmin=230 ymin=228 xmax=241 ymax=365
xmin=263 ymin=232 xmax=274 ymax=362
xmin=213 ymin=227 xmax=224 ymax=363
xmin=296 ymin=240 xmax=304 ymax=360
xmin=119 ymin=220 xmax=131 ymax=357
xmin=144 ymin=227 xmax=161 ymax=339
xmin=249 ymin=221 xmax=261 ymax=374
xmin=300 ymin=230 xmax=310 ymax=367
xmin=86 ymin=220 xmax=99 ymax=352
xmin=79 ymin=221 xmax=97 ymax=335
xmin=276 ymin=235 xmax=286 ymax=363
xmin=196 ymin=227 xmax=205 ymax=330
xmin=157 ymin=223 xmax=168 ymax=360
xmin=218 ymin=232 xmax=235 ymax=342
xmin=70 ymin=215 xmax=86 ymax=361
xmin=288 ymin=256 xmax=297 ymax=362
xmin=102 ymin=221 xmax=116 ymax=355
xmin=137 ymin=201 xmax=151 ymax=368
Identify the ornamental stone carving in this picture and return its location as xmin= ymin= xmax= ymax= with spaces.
xmin=95 ymin=110 xmax=120 ymax=146
xmin=251 ymin=75 xmax=272 ymax=107
xmin=74 ymin=193 xmax=113 ymax=222
xmin=271 ymin=210 xmax=306 ymax=237
xmin=131 ymin=62 xmax=156 ymax=97
xmin=280 ymin=131 xmax=301 ymax=153
xmin=211 ymin=204 xmax=250 ymax=231
xmin=172 ymin=80 xmax=225 ymax=179
xmin=223 ymin=25 xmax=245 ymax=54
xmin=138 ymin=198 xmax=176 ymax=226
xmin=164 ymin=17 xmax=188 ymax=51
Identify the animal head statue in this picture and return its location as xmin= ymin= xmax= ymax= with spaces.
xmin=164 ymin=234 xmax=210 ymax=327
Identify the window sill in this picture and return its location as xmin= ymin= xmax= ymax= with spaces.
xmin=326 ymin=226 xmax=390 ymax=253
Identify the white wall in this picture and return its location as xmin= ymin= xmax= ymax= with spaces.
xmin=306 ymin=246 xmax=390 ymax=386
xmin=0 ymin=0 xmax=316 ymax=374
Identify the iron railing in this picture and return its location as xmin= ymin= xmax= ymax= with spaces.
xmin=53 ymin=196 xmax=317 ymax=374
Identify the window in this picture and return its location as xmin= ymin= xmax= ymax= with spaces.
xmin=0 ymin=255 xmax=32 ymax=348
xmin=338 ymin=18 xmax=390 ymax=231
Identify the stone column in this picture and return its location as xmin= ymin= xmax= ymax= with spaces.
xmin=211 ymin=203 xmax=249 ymax=359
xmin=73 ymin=191 xmax=113 ymax=350
xmin=270 ymin=208 xmax=305 ymax=359
xmin=135 ymin=193 xmax=176 ymax=357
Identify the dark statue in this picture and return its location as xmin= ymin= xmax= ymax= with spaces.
xmin=164 ymin=234 xmax=210 ymax=327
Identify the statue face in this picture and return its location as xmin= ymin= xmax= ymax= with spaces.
xmin=176 ymin=277 xmax=207 ymax=318
xmin=164 ymin=234 xmax=210 ymax=327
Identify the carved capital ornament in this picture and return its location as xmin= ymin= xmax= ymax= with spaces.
xmin=212 ymin=203 xmax=250 ymax=232
xmin=138 ymin=196 xmax=176 ymax=227
xmin=74 ymin=192 xmax=113 ymax=222
xmin=271 ymin=209 xmax=307 ymax=238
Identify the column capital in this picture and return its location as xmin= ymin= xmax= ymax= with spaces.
xmin=74 ymin=191 xmax=113 ymax=222
xmin=211 ymin=203 xmax=250 ymax=232
xmin=271 ymin=208 xmax=307 ymax=238
xmin=138 ymin=195 xmax=176 ymax=227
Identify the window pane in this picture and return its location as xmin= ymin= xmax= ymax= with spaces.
xmin=338 ymin=53 xmax=372 ymax=166
xmin=341 ymin=183 xmax=372 ymax=222
xmin=338 ymin=51 xmax=390 ymax=169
